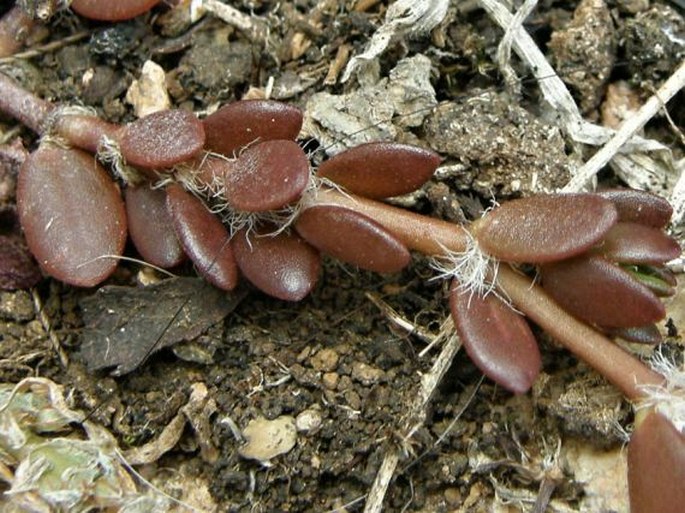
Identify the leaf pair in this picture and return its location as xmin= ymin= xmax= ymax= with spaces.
xmin=126 ymin=182 xmax=321 ymax=302
xmin=295 ymin=142 xmax=441 ymax=272
xmin=166 ymin=184 xmax=322 ymax=302
xmin=450 ymin=190 xmax=679 ymax=393
xmin=539 ymin=191 xmax=679 ymax=334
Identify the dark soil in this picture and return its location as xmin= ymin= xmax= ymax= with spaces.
xmin=0 ymin=1 xmax=683 ymax=512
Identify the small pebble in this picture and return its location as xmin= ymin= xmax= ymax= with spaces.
xmin=295 ymin=408 xmax=323 ymax=432
xmin=322 ymin=372 xmax=339 ymax=390
xmin=0 ymin=290 xmax=35 ymax=322
xmin=351 ymin=362 xmax=384 ymax=386
xmin=310 ymin=348 xmax=339 ymax=372
xmin=238 ymin=416 xmax=297 ymax=462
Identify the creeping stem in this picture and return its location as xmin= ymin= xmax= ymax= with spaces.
xmin=496 ymin=266 xmax=664 ymax=400
xmin=0 ymin=72 xmax=53 ymax=133
xmin=312 ymin=188 xmax=471 ymax=255
xmin=310 ymin=188 xmax=666 ymax=400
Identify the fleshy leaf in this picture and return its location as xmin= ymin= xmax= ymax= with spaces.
xmin=166 ymin=184 xmax=238 ymax=290
xmin=623 ymin=266 xmax=676 ymax=297
xmin=70 ymin=0 xmax=160 ymax=21
xmin=540 ymin=255 xmax=665 ymax=328
xmin=628 ymin=411 xmax=685 ymax=513
xmin=473 ymin=194 xmax=617 ymax=263
xmin=203 ymin=100 xmax=303 ymax=156
xmin=232 ymin=228 xmax=321 ymax=301
xmin=598 ymin=188 xmax=673 ymax=228
xmin=606 ymin=324 xmax=662 ymax=345
xmin=224 ymin=140 xmax=309 ymax=212
xmin=596 ymin=222 xmax=681 ymax=264
xmin=18 ymin=145 xmax=127 ymax=287
xmin=317 ymin=142 xmax=441 ymax=199
xmin=117 ymin=109 xmax=205 ymax=169
xmin=125 ymin=185 xmax=185 ymax=268
xmin=295 ymin=205 xmax=411 ymax=273
xmin=449 ymin=282 xmax=541 ymax=394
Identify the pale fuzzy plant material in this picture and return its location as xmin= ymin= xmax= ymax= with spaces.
xmin=0 ymin=377 xmax=171 ymax=511
xmin=97 ymin=135 xmax=142 ymax=186
xmin=429 ymin=228 xmax=500 ymax=302
xmin=638 ymin=351 xmax=685 ymax=433
xmin=341 ymin=0 xmax=449 ymax=83
xmin=41 ymin=105 xmax=99 ymax=138
xmin=178 ymin=152 xmax=318 ymax=239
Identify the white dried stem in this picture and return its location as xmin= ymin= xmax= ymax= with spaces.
xmin=495 ymin=0 xmax=539 ymax=96
xmin=342 ymin=0 xmax=449 ymax=83
xmin=563 ymin=59 xmax=685 ymax=192
xmin=363 ymin=321 xmax=463 ymax=513
xmin=478 ymin=0 xmax=666 ymax=154
xmin=670 ymin=158 xmax=685 ymax=230
xmin=192 ymin=0 xmax=267 ymax=41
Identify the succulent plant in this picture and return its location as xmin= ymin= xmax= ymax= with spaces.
xmin=0 ymin=68 xmax=683 ymax=511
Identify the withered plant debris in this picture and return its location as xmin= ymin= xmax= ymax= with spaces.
xmin=78 ymin=277 xmax=245 ymax=374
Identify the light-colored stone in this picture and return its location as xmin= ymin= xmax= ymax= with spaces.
xmin=238 ymin=416 xmax=297 ymax=463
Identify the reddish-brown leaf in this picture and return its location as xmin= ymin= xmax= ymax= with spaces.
xmin=317 ymin=142 xmax=441 ymax=199
xmin=449 ymin=282 xmax=541 ymax=394
xmin=224 ymin=140 xmax=309 ymax=212
xmin=232 ymin=228 xmax=321 ymax=301
xmin=540 ymin=255 xmax=665 ymax=328
xmin=117 ymin=110 xmax=205 ymax=169
xmin=473 ymin=194 xmax=617 ymax=263
xmin=70 ymin=0 xmax=160 ymax=20
xmin=628 ymin=411 xmax=685 ymax=513
xmin=125 ymin=185 xmax=185 ymax=268
xmin=18 ymin=145 xmax=127 ymax=287
xmin=598 ymin=189 xmax=673 ymax=228
xmin=596 ymin=222 xmax=681 ymax=264
xmin=295 ymin=205 xmax=411 ymax=273
xmin=606 ymin=324 xmax=662 ymax=345
xmin=203 ymin=100 xmax=303 ymax=156
xmin=0 ymin=234 xmax=42 ymax=290
xmin=166 ymin=184 xmax=237 ymax=290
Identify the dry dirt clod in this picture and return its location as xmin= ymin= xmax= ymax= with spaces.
xmin=548 ymin=0 xmax=617 ymax=114
xmin=424 ymin=93 xmax=571 ymax=196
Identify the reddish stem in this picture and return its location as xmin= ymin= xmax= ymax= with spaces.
xmin=312 ymin=189 xmax=470 ymax=254
xmin=496 ymin=266 xmax=664 ymax=400
xmin=0 ymin=73 xmax=118 ymax=152
xmin=309 ymin=188 xmax=666 ymax=400
xmin=0 ymin=72 xmax=53 ymax=133
xmin=55 ymin=115 xmax=120 ymax=154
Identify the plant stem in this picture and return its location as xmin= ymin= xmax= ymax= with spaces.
xmin=312 ymin=189 xmax=471 ymax=254
xmin=0 ymin=72 xmax=118 ymax=151
xmin=310 ymin=187 xmax=666 ymax=401
xmin=496 ymin=266 xmax=664 ymax=400
xmin=0 ymin=72 xmax=52 ymax=133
